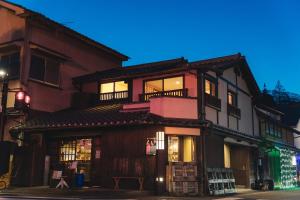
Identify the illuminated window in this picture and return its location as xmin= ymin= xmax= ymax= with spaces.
xmin=228 ymin=91 xmax=237 ymax=106
xmin=168 ymin=136 xmax=196 ymax=162
xmin=164 ymin=76 xmax=183 ymax=91
xmin=145 ymin=76 xmax=183 ymax=93
xmin=59 ymin=139 xmax=92 ymax=162
xmin=100 ymin=81 xmax=128 ymax=100
xmin=145 ymin=80 xmax=163 ymax=93
xmin=224 ymin=144 xmax=231 ymax=168
xmin=100 ymin=82 xmax=114 ymax=93
xmin=168 ymin=136 xmax=179 ymax=162
xmin=115 ymin=81 xmax=128 ymax=92
xmin=205 ymin=79 xmax=216 ymax=96
xmin=183 ymin=136 xmax=195 ymax=162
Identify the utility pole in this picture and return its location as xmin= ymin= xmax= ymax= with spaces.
xmin=0 ymin=75 xmax=8 ymax=141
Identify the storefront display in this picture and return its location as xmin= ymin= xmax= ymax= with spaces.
xmin=59 ymin=138 xmax=92 ymax=182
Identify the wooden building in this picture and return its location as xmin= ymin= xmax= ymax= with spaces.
xmin=10 ymin=53 xmax=300 ymax=194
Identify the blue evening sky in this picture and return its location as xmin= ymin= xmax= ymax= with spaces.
xmin=9 ymin=0 xmax=300 ymax=93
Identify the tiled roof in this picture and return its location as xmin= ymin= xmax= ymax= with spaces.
xmin=73 ymin=53 xmax=260 ymax=96
xmin=1 ymin=0 xmax=128 ymax=60
xmin=73 ymin=55 xmax=243 ymax=84
xmin=73 ymin=57 xmax=188 ymax=83
xmin=10 ymin=104 xmax=202 ymax=133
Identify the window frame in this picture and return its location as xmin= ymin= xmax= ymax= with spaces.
xmin=99 ymin=80 xmax=129 ymax=94
xmin=143 ymin=75 xmax=185 ymax=94
xmin=0 ymin=51 xmax=20 ymax=78
xmin=29 ymin=54 xmax=61 ymax=87
xmin=204 ymin=76 xmax=218 ymax=97
xmin=59 ymin=138 xmax=92 ymax=162
xmin=227 ymin=90 xmax=238 ymax=107
xmin=167 ymin=135 xmax=196 ymax=163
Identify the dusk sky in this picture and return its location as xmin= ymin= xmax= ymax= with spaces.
xmin=9 ymin=0 xmax=300 ymax=93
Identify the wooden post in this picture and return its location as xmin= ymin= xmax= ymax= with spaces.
xmin=155 ymin=131 xmax=167 ymax=195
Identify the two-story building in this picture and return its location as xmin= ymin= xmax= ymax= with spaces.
xmin=0 ymin=0 xmax=128 ymax=142
xmin=11 ymin=53 xmax=300 ymax=194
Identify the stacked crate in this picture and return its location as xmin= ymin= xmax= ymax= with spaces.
xmin=207 ymin=168 xmax=236 ymax=195
xmin=166 ymin=162 xmax=198 ymax=196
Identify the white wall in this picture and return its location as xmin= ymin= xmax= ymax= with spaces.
xmin=205 ymin=68 xmax=259 ymax=136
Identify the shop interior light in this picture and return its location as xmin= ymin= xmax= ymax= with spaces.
xmin=156 ymin=131 xmax=165 ymax=150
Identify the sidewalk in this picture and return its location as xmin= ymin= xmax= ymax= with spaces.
xmin=0 ymin=186 xmax=255 ymax=199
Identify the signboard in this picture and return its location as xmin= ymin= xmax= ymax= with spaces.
xmin=146 ymin=138 xmax=156 ymax=155
xmin=95 ymin=149 xmax=101 ymax=159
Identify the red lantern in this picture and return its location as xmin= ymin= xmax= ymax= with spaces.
xmin=24 ymin=95 xmax=30 ymax=105
xmin=16 ymin=91 xmax=25 ymax=101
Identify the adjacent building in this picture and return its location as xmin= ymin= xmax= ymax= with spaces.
xmin=0 ymin=0 xmax=128 ymax=141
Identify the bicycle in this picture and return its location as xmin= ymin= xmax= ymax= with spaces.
xmin=0 ymin=176 xmax=7 ymax=190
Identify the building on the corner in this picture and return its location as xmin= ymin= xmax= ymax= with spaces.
xmin=10 ymin=54 xmax=300 ymax=194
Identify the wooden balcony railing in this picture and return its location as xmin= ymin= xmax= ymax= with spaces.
xmin=139 ymin=89 xmax=188 ymax=102
xmin=227 ymin=104 xmax=241 ymax=118
xmin=205 ymin=93 xmax=221 ymax=110
xmin=99 ymin=91 xmax=129 ymax=101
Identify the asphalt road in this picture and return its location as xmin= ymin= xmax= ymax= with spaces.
xmin=1 ymin=190 xmax=300 ymax=200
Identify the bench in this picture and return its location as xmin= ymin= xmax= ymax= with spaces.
xmin=112 ymin=177 xmax=144 ymax=191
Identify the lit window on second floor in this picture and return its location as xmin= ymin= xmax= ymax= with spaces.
xmin=144 ymin=76 xmax=183 ymax=94
xmin=205 ymin=79 xmax=216 ymax=96
xmin=99 ymin=81 xmax=128 ymax=101
xmin=29 ymin=55 xmax=60 ymax=86
xmin=228 ymin=91 xmax=237 ymax=107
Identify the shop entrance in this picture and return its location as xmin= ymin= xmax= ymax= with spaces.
xmin=58 ymin=138 xmax=92 ymax=182
xmin=224 ymin=143 xmax=252 ymax=188
xmin=166 ymin=135 xmax=198 ymax=195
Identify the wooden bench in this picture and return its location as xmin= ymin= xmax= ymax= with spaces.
xmin=112 ymin=177 xmax=144 ymax=191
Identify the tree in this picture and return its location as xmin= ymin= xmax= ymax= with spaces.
xmin=272 ymin=80 xmax=290 ymax=104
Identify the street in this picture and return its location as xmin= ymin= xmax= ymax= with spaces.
xmin=1 ymin=189 xmax=300 ymax=200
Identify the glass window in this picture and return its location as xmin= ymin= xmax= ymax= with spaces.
xmin=60 ymin=140 xmax=76 ymax=162
xmin=224 ymin=144 xmax=231 ymax=168
xmin=228 ymin=91 xmax=237 ymax=106
xmin=100 ymin=82 xmax=114 ymax=93
xmin=205 ymin=79 xmax=216 ymax=96
xmin=164 ymin=76 xmax=183 ymax=91
xmin=205 ymin=79 xmax=211 ymax=94
xmin=45 ymin=59 xmax=60 ymax=85
xmin=168 ymin=136 xmax=196 ymax=162
xmin=168 ymin=136 xmax=179 ymax=162
xmin=29 ymin=55 xmax=60 ymax=85
xmin=59 ymin=139 xmax=92 ymax=162
xmin=114 ymin=81 xmax=128 ymax=92
xmin=30 ymin=55 xmax=45 ymax=81
xmin=75 ymin=139 xmax=92 ymax=161
xmin=99 ymin=81 xmax=128 ymax=100
xmin=145 ymin=79 xmax=163 ymax=93
xmin=145 ymin=76 xmax=183 ymax=94
xmin=183 ymin=136 xmax=195 ymax=162
xmin=0 ymin=52 xmax=20 ymax=77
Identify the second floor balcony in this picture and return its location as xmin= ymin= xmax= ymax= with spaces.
xmin=139 ymin=88 xmax=188 ymax=102
xmin=99 ymin=91 xmax=129 ymax=102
